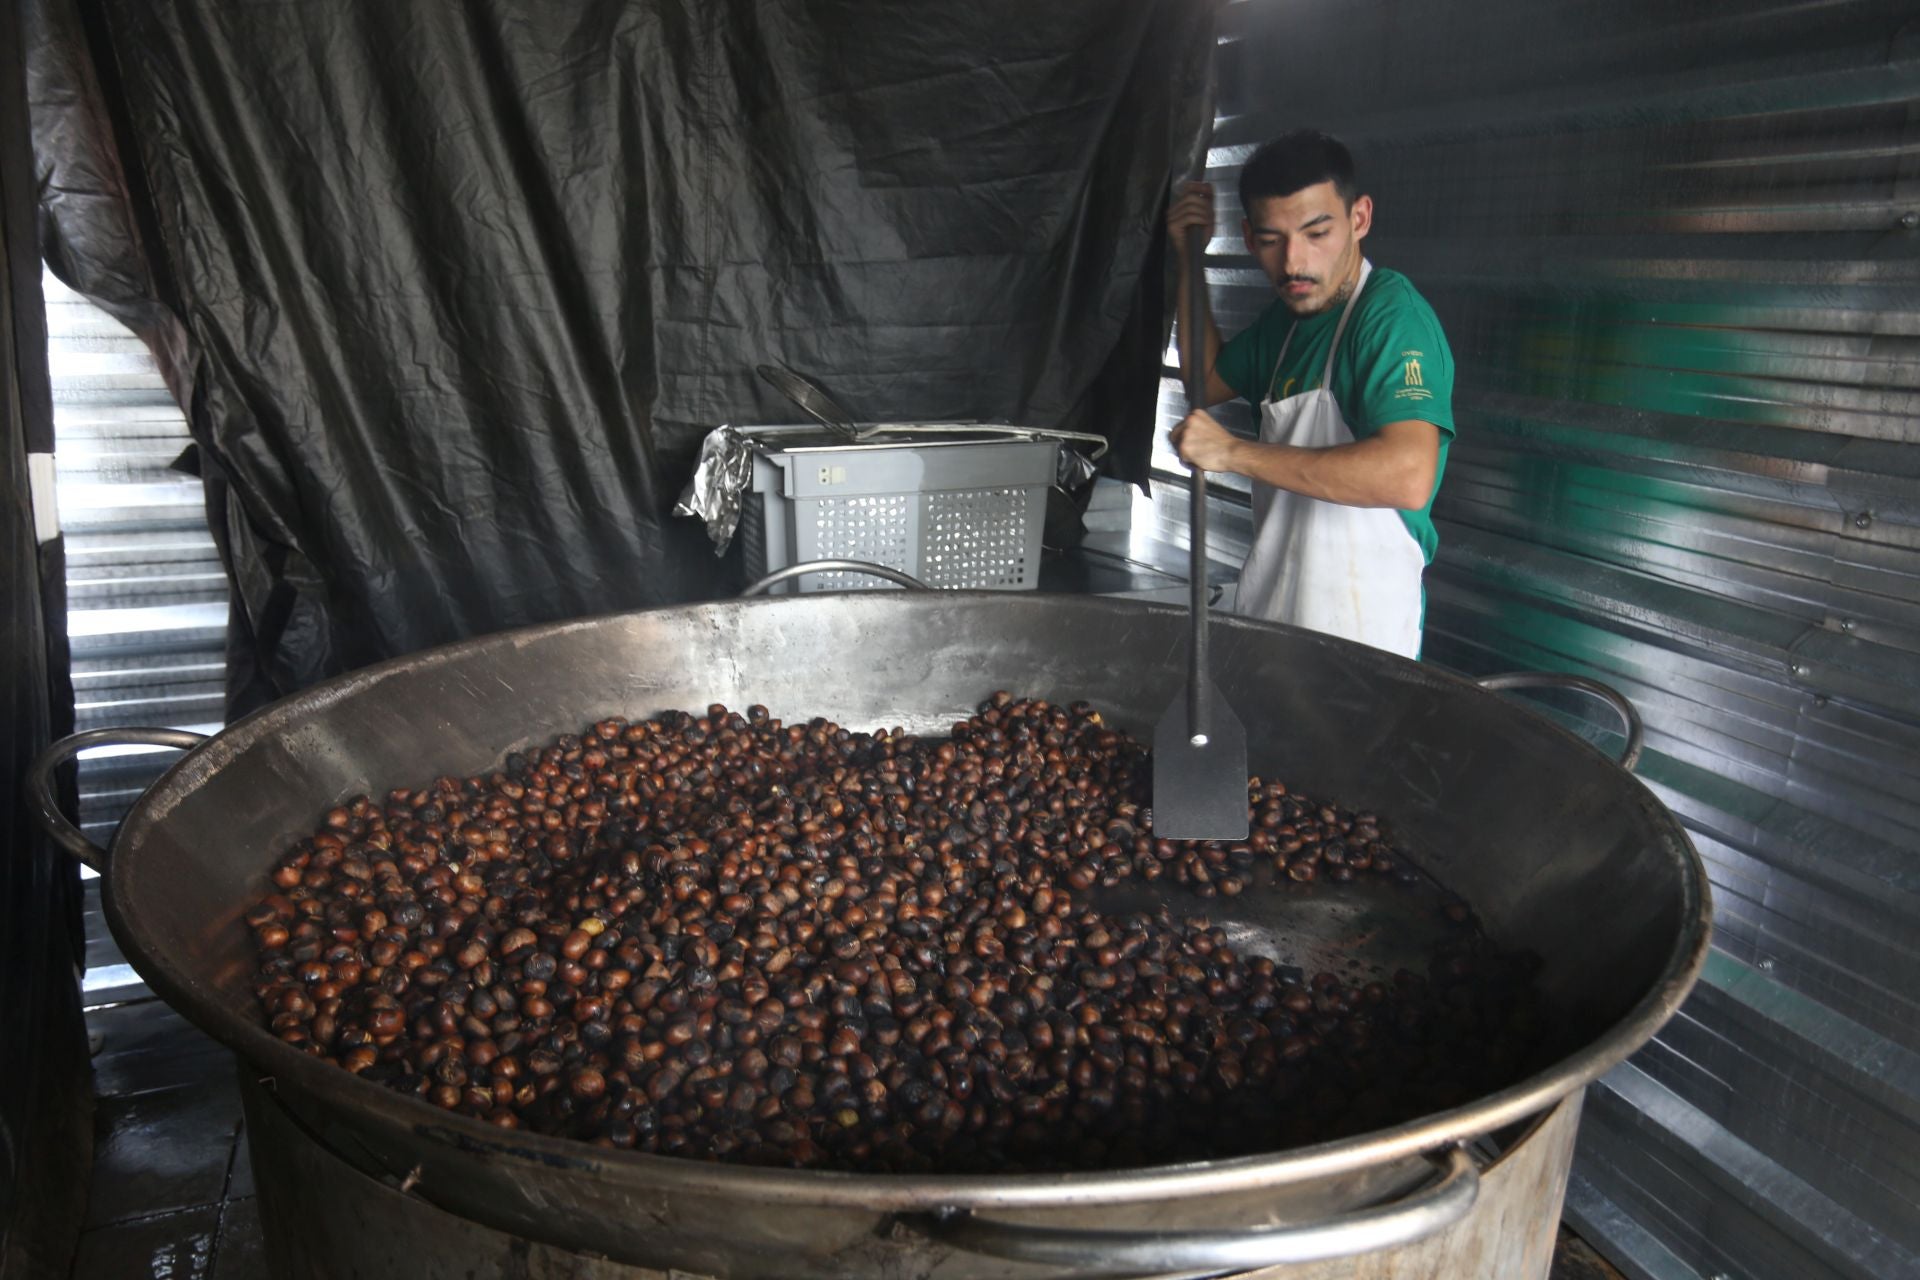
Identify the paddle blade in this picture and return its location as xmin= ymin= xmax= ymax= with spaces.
xmin=1151 ymin=679 xmax=1250 ymax=842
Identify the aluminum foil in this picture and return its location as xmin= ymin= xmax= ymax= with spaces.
xmin=1056 ymin=438 xmax=1098 ymax=490
xmin=673 ymin=424 xmax=755 ymax=554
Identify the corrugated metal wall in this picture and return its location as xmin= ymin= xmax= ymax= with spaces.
xmin=1151 ymin=2 xmax=1920 ymax=1277
xmin=43 ymin=268 xmax=225 ymax=852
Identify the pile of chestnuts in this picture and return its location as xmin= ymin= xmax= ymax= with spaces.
xmin=245 ymin=694 xmax=1552 ymax=1172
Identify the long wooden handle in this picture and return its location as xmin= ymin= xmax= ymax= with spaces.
xmin=1181 ymin=222 xmax=1211 ymax=740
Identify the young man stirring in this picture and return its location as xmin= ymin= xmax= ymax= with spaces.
xmin=1168 ymin=131 xmax=1455 ymax=659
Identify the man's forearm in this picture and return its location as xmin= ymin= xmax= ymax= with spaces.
xmin=1222 ymin=428 xmax=1437 ymax=510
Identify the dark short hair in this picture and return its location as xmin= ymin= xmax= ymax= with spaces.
xmin=1239 ymin=130 xmax=1358 ymax=212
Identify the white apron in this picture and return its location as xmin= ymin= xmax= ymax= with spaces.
xmin=1233 ymin=261 xmax=1427 ymax=658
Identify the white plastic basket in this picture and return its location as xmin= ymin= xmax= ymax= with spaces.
xmin=737 ymin=425 xmax=1063 ymax=593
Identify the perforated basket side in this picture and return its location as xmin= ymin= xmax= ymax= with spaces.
xmin=921 ymin=484 xmax=1046 ymax=589
xmin=794 ymin=492 xmax=916 ymax=591
xmin=744 ymin=434 xmax=1055 ymax=592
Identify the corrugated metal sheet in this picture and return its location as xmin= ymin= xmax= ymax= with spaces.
xmin=1149 ymin=2 xmax=1920 ymax=1276
xmin=43 ymin=270 xmax=225 ymax=850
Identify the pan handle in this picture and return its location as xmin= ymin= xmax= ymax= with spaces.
xmin=26 ymin=727 xmax=208 ymax=872
xmin=741 ymin=560 xmax=931 ymax=597
xmin=917 ymin=1145 xmax=1476 ymax=1276
xmin=1475 ymin=671 xmax=1644 ymax=772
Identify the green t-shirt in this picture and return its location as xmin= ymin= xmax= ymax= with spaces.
xmin=1214 ymin=266 xmax=1455 ymax=563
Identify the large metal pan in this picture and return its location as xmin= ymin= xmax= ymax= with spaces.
xmin=29 ymin=589 xmax=1707 ymax=1278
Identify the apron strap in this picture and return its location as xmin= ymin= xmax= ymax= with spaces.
xmin=1263 ymin=258 xmax=1374 ymax=402
xmin=1264 ymin=322 xmax=1299 ymax=402
xmin=1320 ymin=259 xmax=1373 ymax=388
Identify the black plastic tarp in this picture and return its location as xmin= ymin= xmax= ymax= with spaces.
xmin=29 ymin=1 xmax=1213 ymax=715
xmin=3 ymin=0 xmax=90 ymax=1266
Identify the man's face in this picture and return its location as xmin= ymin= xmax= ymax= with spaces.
xmin=1243 ymin=183 xmax=1373 ymax=316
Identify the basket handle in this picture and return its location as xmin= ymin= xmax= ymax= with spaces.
xmin=740 ymin=560 xmax=932 ymax=597
xmin=858 ymin=423 xmax=1110 ymax=463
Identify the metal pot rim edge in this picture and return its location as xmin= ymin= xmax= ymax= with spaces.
xmin=100 ymin=592 xmax=1713 ymax=1211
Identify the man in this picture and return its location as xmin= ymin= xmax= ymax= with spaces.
xmin=1168 ymin=130 xmax=1454 ymax=659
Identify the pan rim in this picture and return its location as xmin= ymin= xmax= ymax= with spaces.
xmin=102 ymin=591 xmax=1711 ymax=1212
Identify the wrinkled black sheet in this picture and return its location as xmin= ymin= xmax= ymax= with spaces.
xmin=4 ymin=0 xmax=90 ymax=1263
xmin=30 ymin=1 xmax=1212 ymax=714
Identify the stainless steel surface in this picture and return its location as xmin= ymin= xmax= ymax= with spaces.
xmin=1475 ymin=673 xmax=1645 ymax=772
xmin=922 ymin=1146 xmax=1476 ymax=1275
xmin=756 ymin=362 xmax=868 ymax=442
xmin=1156 ymin=4 xmax=1919 ymax=1275
xmin=243 ymin=1070 xmax=672 ymax=1279
xmin=739 ymin=559 xmax=931 ymax=596
xmin=241 ymin=1070 xmax=1575 ymax=1280
xmin=25 ymin=726 xmax=207 ymax=871
xmin=66 ymin=592 xmax=1708 ymax=1277
xmin=1233 ymin=1094 xmax=1585 ymax=1280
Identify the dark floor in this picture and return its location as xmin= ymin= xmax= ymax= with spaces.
xmin=71 ymin=874 xmax=1624 ymax=1280
xmin=74 ymin=879 xmax=264 ymax=1279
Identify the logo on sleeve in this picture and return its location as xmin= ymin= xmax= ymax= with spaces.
xmin=1393 ymin=349 xmax=1433 ymax=403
